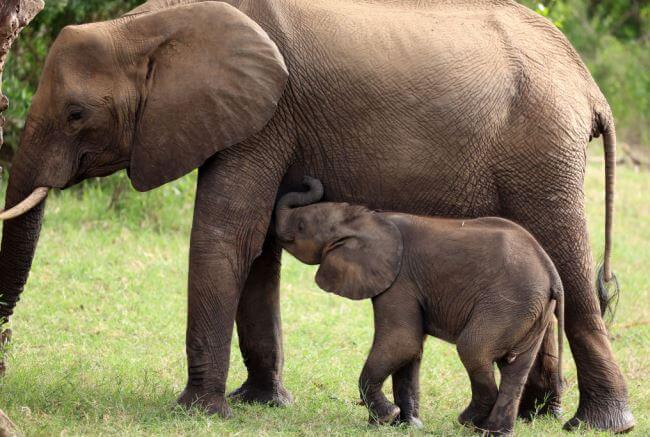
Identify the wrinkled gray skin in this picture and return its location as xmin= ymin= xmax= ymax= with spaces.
xmin=0 ymin=0 xmax=633 ymax=431
xmin=275 ymin=177 xmax=565 ymax=434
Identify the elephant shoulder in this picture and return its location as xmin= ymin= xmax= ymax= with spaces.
xmin=378 ymin=212 xmax=417 ymax=233
xmin=380 ymin=214 xmax=458 ymax=248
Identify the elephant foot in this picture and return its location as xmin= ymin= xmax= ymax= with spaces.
xmin=476 ymin=418 xmax=513 ymax=436
xmin=392 ymin=414 xmax=423 ymax=429
xmin=177 ymin=386 xmax=232 ymax=418
xmin=563 ymin=399 xmax=634 ymax=433
xmin=476 ymin=426 xmax=512 ymax=436
xmin=228 ymin=379 xmax=293 ymax=407
xmin=368 ymin=403 xmax=400 ymax=426
xmin=458 ymin=405 xmax=491 ymax=429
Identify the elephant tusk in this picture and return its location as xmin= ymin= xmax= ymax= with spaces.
xmin=0 ymin=187 xmax=49 ymax=220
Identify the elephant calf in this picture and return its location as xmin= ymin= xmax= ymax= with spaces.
xmin=275 ymin=177 xmax=564 ymax=433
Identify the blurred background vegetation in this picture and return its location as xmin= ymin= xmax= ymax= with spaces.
xmin=1 ymin=0 xmax=648 ymax=170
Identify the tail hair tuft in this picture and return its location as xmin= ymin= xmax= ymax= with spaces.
xmin=597 ymin=263 xmax=620 ymax=326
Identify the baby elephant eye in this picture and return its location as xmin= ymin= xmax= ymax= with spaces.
xmin=297 ymin=220 xmax=305 ymax=232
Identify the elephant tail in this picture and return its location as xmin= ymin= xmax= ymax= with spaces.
xmin=596 ymin=110 xmax=620 ymax=321
xmin=551 ymin=280 xmax=564 ymax=394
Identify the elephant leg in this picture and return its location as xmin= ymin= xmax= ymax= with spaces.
xmin=457 ymin=333 xmax=499 ymax=429
xmin=228 ymin=236 xmax=293 ymax=406
xmin=517 ymin=322 xmax=561 ymax=420
xmin=482 ymin=337 xmax=543 ymax=435
xmin=361 ymin=294 xmax=424 ymax=425
xmin=360 ymin=336 xmax=419 ymax=425
xmin=391 ymin=350 xmax=424 ymax=428
xmin=176 ymin=151 xmax=286 ymax=418
xmin=557 ymin=236 xmax=634 ymax=432
xmin=502 ymin=164 xmax=634 ymax=432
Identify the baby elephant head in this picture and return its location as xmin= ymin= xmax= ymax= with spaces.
xmin=275 ymin=177 xmax=403 ymax=300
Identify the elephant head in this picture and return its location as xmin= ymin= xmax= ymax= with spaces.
xmin=0 ymin=2 xmax=287 ymax=319
xmin=275 ymin=177 xmax=403 ymax=300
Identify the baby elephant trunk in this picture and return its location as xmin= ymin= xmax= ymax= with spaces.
xmin=275 ymin=176 xmax=324 ymax=238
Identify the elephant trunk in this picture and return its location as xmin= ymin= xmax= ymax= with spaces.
xmin=0 ymin=154 xmax=47 ymax=320
xmin=275 ymin=176 xmax=323 ymax=239
xmin=277 ymin=176 xmax=323 ymax=211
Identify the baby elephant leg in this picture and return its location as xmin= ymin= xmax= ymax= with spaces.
xmin=392 ymin=354 xmax=424 ymax=428
xmin=482 ymin=337 xmax=545 ymax=435
xmin=360 ymin=339 xmax=423 ymax=424
xmin=457 ymin=338 xmax=499 ymax=428
xmin=360 ymin=318 xmax=423 ymax=424
xmin=359 ymin=351 xmax=402 ymax=425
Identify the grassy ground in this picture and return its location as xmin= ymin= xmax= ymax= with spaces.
xmin=0 ymin=155 xmax=647 ymax=435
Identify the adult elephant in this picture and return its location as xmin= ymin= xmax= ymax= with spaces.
xmin=0 ymin=0 xmax=634 ymax=432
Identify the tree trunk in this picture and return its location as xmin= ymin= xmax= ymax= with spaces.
xmin=0 ymin=409 xmax=16 ymax=437
xmin=0 ymin=3 xmax=43 ymax=435
xmin=0 ymin=0 xmax=44 ymax=146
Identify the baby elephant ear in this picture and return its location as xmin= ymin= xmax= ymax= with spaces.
xmin=316 ymin=213 xmax=403 ymax=300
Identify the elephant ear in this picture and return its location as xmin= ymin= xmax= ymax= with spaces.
xmin=316 ymin=211 xmax=403 ymax=300
xmin=122 ymin=0 xmax=203 ymax=17
xmin=122 ymin=2 xmax=288 ymax=191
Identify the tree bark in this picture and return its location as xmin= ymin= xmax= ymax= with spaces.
xmin=0 ymin=0 xmax=44 ymax=146
xmin=0 ymin=408 xmax=16 ymax=437
xmin=0 ymin=2 xmax=43 ymax=435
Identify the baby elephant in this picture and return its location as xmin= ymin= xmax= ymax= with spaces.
xmin=275 ymin=177 xmax=563 ymax=434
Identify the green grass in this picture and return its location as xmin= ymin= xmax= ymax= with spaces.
xmin=0 ymin=154 xmax=647 ymax=435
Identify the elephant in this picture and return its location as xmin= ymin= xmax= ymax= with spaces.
xmin=0 ymin=0 xmax=634 ymax=431
xmin=274 ymin=177 xmax=564 ymax=433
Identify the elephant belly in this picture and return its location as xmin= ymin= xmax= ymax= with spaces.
xmin=294 ymin=138 xmax=501 ymax=219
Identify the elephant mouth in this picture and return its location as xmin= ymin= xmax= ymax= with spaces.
xmin=66 ymin=159 xmax=130 ymax=188
xmin=276 ymin=235 xmax=294 ymax=245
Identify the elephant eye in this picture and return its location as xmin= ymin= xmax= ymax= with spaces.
xmin=68 ymin=104 xmax=84 ymax=123
xmin=297 ymin=220 xmax=305 ymax=233
xmin=67 ymin=107 xmax=84 ymax=123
